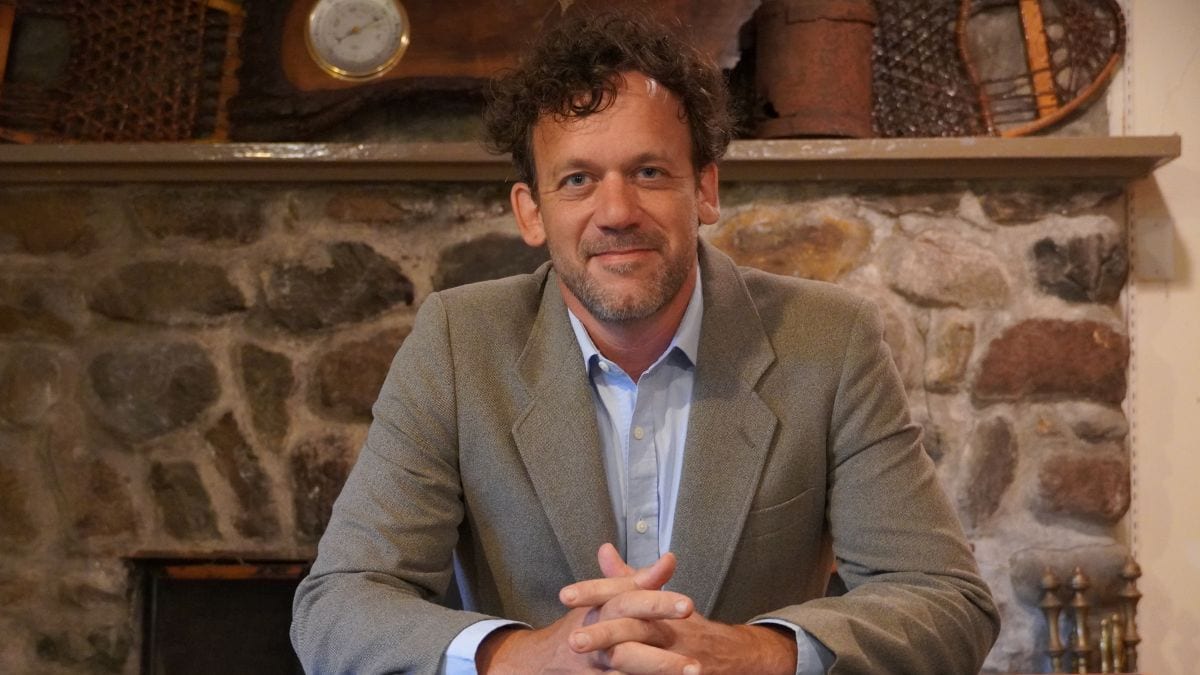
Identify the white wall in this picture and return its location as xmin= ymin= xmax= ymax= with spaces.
xmin=1127 ymin=1 xmax=1200 ymax=673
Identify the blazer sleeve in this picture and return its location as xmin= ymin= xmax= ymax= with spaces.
xmin=754 ymin=299 xmax=1001 ymax=674
xmin=290 ymin=293 xmax=496 ymax=674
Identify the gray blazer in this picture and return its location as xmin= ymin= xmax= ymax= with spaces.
xmin=291 ymin=241 xmax=999 ymax=674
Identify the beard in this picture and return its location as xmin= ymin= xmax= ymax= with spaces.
xmin=551 ymin=227 xmax=697 ymax=324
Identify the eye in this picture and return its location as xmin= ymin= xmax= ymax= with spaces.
xmin=563 ymin=173 xmax=589 ymax=188
xmin=637 ymin=167 xmax=662 ymax=180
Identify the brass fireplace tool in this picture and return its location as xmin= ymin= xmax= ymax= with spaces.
xmin=1040 ymin=558 xmax=1142 ymax=673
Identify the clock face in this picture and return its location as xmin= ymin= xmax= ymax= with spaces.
xmin=306 ymin=0 xmax=410 ymax=80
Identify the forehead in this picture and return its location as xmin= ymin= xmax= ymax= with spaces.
xmin=530 ymin=72 xmax=692 ymax=170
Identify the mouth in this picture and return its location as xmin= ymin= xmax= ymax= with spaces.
xmin=589 ymin=248 xmax=657 ymax=265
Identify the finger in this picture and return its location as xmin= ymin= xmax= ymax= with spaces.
xmin=602 ymin=640 xmax=701 ymax=675
xmin=595 ymin=589 xmax=693 ymax=622
xmin=562 ymin=575 xmax=642 ymax=607
xmin=597 ymin=542 xmax=635 ymax=578
xmin=632 ymin=552 xmax=676 ymax=591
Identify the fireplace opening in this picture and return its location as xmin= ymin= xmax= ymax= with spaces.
xmin=137 ymin=560 xmax=306 ymax=675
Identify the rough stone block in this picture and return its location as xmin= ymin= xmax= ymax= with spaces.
xmin=89 ymin=261 xmax=245 ymax=324
xmin=1008 ymin=543 xmax=1130 ymax=608
xmin=314 ymin=328 xmax=409 ymax=422
xmin=261 ymin=241 xmax=414 ymax=332
xmin=0 ymin=347 xmax=63 ymax=428
xmin=290 ymin=435 xmax=353 ymax=543
xmin=0 ymin=278 xmax=82 ymax=340
xmin=0 ymin=461 xmax=37 ymax=547
xmin=325 ymin=184 xmax=508 ymax=226
xmin=239 ymin=343 xmax=294 ymax=450
xmin=978 ymin=184 xmax=1121 ymax=224
xmin=854 ymin=186 xmax=962 ymax=216
xmin=925 ymin=317 xmax=975 ymax=391
xmin=0 ymin=190 xmax=94 ymax=254
xmin=974 ymin=319 xmax=1128 ymax=405
xmin=879 ymin=230 xmax=1010 ymax=308
xmin=1032 ymin=233 xmax=1128 ymax=304
xmin=1037 ymin=453 xmax=1130 ymax=523
xmin=204 ymin=413 xmax=280 ymax=540
xmin=1059 ymin=402 xmax=1129 ymax=443
xmin=35 ymin=624 xmax=131 ymax=673
xmin=130 ymin=189 xmax=266 ymax=244
xmin=70 ymin=459 xmax=138 ymax=540
xmin=88 ymin=341 xmax=219 ymax=442
xmin=433 ymin=233 xmax=549 ymax=290
xmin=958 ymin=417 xmax=1017 ymax=528
xmin=149 ymin=461 xmax=219 ymax=540
xmin=708 ymin=205 xmax=871 ymax=281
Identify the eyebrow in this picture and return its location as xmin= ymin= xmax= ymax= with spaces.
xmin=549 ymin=151 xmax=677 ymax=178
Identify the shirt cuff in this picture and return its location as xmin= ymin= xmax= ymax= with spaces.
xmin=441 ymin=619 xmax=527 ymax=675
xmin=751 ymin=618 xmax=836 ymax=675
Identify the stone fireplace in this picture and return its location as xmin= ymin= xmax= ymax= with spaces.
xmin=0 ymin=145 xmax=1163 ymax=671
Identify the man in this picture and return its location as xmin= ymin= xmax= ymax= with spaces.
xmin=291 ymin=11 xmax=999 ymax=675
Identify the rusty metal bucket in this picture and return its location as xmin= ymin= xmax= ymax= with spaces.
xmin=756 ymin=0 xmax=877 ymax=138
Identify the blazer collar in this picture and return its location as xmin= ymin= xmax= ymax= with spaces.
xmin=512 ymin=242 xmax=779 ymax=608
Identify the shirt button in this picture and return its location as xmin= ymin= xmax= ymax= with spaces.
xmin=598 ymin=361 xmax=610 ymax=373
xmin=635 ymin=519 xmax=649 ymax=534
xmin=633 ymin=426 xmax=645 ymax=440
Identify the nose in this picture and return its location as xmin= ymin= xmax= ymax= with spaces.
xmin=592 ymin=174 xmax=639 ymax=231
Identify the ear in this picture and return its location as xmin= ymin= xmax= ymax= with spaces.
xmin=511 ymin=182 xmax=546 ymax=247
xmin=696 ymin=162 xmax=720 ymax=225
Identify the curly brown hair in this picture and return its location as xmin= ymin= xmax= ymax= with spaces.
xmin=483 ymin=10 xmax=734 ymax=191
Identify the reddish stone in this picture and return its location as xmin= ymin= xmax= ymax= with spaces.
xmin=0 ymin=461 xmax=37 ymax=547
xmin=1038 ymin=453 xmax=1130 ymax=523
xmin=974 ymin=320 xmax=1128 ymax=405
xmin=129 ymin=189 xmax=266 ymax=244
xmin=149 ymin=461 xmax=219 ymax=541
xmin=314 ymin=328 xmax=409 ymax=422
xmin=89 ymin=261 xmax=245 ymax=325
xmin=204 ymin=413 xmax=280 ymax=540
xmin=71 ymin=460 xmax=138 ymax=539
xmin=0 ymin=190 xmax=94 ymax=254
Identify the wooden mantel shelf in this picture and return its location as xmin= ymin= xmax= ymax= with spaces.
xmin=0 ymin=135 xmax=1179 ymax=183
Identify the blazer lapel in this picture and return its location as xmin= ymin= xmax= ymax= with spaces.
xmin=512 ymin=269 xmax=618 ymax=583
xmin=667 ymin=242 xmax=779 ymax=615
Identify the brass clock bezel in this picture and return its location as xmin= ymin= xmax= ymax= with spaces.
xmin=304 ymin=0 xmax=411 ymax=82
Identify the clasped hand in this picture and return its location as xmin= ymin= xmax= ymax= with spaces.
xmin=477 ymin=543 xmax=796 ymax=675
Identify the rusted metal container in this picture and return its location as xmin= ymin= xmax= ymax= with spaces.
xmin=756 ymin=0 xmax=877 ymax=138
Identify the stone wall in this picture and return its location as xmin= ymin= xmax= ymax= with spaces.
xmin=0 ymin=177 xmax=1131 ymax=673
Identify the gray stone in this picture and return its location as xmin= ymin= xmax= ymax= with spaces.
xmin=89 ymin=261 xmax=245 ymax=324
xmin=239 ymin=344 xmax=294 ymax=450
xmin=130 ymin=189 xmax=266 ymax=244
xmin=88 ymin=342 xmax=219 ymax=442
xmin=204 ymin=413 xmax=280 ymax=540
xmin=149 ymin=461 xmax=219 ymax=540
xmin=925 ymin=317 xmax=975 ymax=392
xmin=709 ymin=205 xmax=872 ymax=281
xmin=290 ymin=435 xmax=354 ymax=543
xmin=0 ymin=190 xmax=94 ymax=254
xmin=959 ymin=417 xmax=1018 ymax=528
xmin=325 ymin=184 xmax=508 ymax=226
xmin=879 ymin=230 xmax=1010 ymax=308
xmin=1009 ymin=543 xmax=1130 ymax=608
xmin=314 ymin=328 xmax=409 ymax=421
xmin=261 ymin=242 xmax=414 ymax=333
xmin=433 ymin=233 xmax=550 ymax=290
xmin=1060 ymin=403 xmax=1129 ymax=443
xmin=0 ymin=347 xmax=63 ymax=427
xmin=1032 ymin=234 xmax=1128 ymax=304
xmin=0 ymin=461 xmax=37 ymax=547
xmin=978 ymin=184 xmax=1121 ymax=224
xmin=1037 ymin=452 xmax=1130 ymax=523
xmin=974 ymin=320 xmax=1128 ymax=406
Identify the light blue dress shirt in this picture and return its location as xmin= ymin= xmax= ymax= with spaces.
xmin=441 ymin=270 xmax=832 ymax=674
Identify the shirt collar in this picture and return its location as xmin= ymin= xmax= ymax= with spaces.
xmin=567 ymin=264 xmax=703 ymax=375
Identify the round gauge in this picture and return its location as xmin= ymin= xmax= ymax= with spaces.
xmin=305 ymin=0 xmax=410 ymax=81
